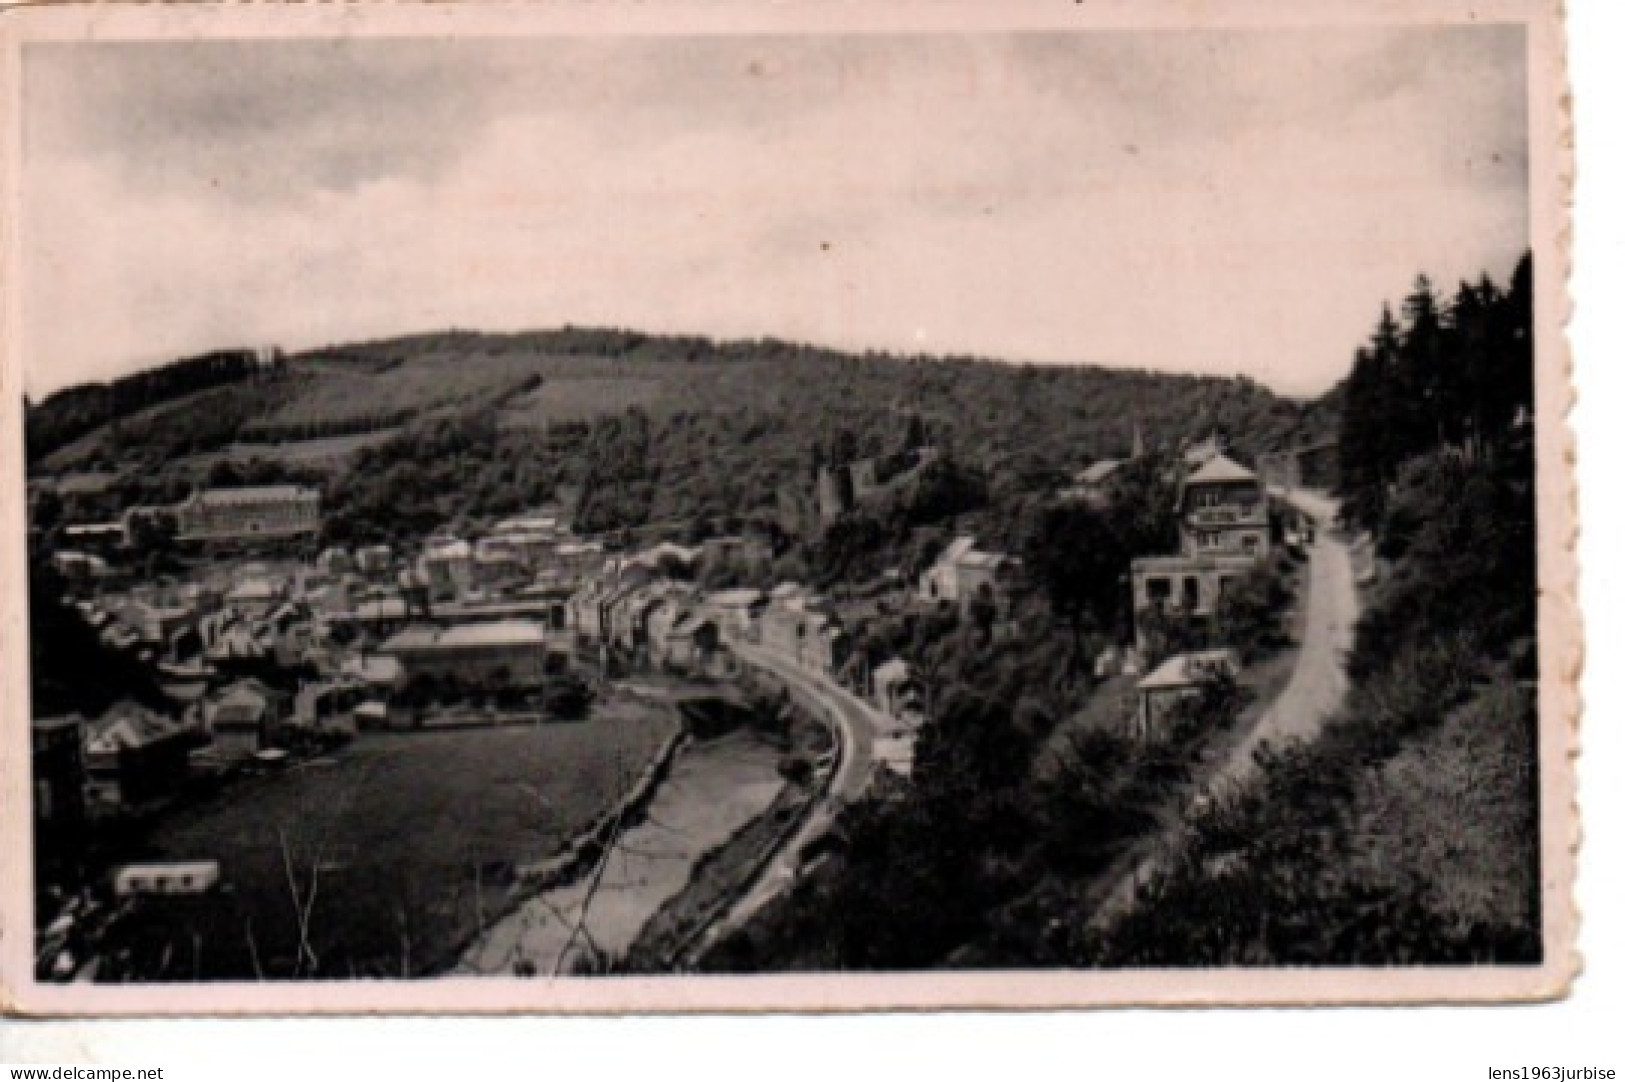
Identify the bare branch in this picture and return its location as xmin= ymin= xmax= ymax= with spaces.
xmin=551 ymin=809 xmax=626 ymax=978
xmin=244 ymin=918 xmax=266 ymax=981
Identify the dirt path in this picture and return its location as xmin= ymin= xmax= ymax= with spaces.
xmin=1088 ymin=490 xmax=1358 ymax=927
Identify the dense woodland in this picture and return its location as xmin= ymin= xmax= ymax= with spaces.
xmin=703 ymin=254 xmax=1540 ymax=970
xmin=1065 ymin=257 xmax=1541 ymax=965
xmin=1337 ymin=254 xmax=1533 ymax=530
xmin=25 ymin=349 xmax=281 ymax=465
xmin=25 ymin=269 xmax=1538 ymax=969
xmin=30 ymin=330 xmax=1336 ymax=548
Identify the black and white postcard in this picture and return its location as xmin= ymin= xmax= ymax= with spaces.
xmin=0 ymin=0 xmax=1576 ymax=1012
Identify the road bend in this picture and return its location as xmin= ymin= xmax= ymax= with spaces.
xmin=680 ymin=638 xmax=884 ymax=962
xmin=1087 ymin=489 xmax=1359 ymax=930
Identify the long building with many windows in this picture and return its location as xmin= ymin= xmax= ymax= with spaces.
xmin=379 ymin=620 xmax=567 ymax=688
xmin=175 ymin=485 xmax=321 ymax=544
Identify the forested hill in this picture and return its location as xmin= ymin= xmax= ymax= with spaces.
xmin=25 ymin=348 xmax=283 ymax=465
xmin=31 ymin=327 xmax=1337 ymax=546
xmin=1064 ymin=253 xmax=1540 ymax=966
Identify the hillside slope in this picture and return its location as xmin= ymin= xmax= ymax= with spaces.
xmin=31 ymin=328 xmax=1328 ymax=544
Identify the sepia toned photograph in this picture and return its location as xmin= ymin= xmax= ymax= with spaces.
xmin=0 ymin=0 xmax=1574 ymax=1013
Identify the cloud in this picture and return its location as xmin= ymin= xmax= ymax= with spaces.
xmin=21 ymin=29 xmax=1528 ymax=398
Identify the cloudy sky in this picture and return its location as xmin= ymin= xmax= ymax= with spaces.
xmin=21 ymin=27 xmax=1528 ymax=398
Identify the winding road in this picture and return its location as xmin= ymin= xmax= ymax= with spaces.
xmin=679 ymin=637 xmax=885 ymax=961
xmin=1088 ymin=489 xmax=1359 ymax=928
xmin=684 ymin=490 xmax=1360 ymax=953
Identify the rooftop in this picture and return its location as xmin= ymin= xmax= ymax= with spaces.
xmin=671 ymin=613 xmax=715 ymax=636
xmin=34 ymin=714 xmax=86 ymax=735
xmin=1137 ymin=649 xmax=1240 ymax=692
xmin=381 ymin=619 xmax=549 ymax=652
xmin=1184 ymin=453 xmax=1259 ymax=487
xmin=709 ymin=587 xmax=764 ymax=607
xmin=228 ymin=579 xmax=281 ymax=600
xmin=1075 ymin=459 xmax=1125 ymax=485
xmin=873 ymin=658 xmax=913 ymax=683
xmin=191 ymin=485 xmax=320 ymax=506
xmin=493 ymin=515 xmax=560 ymax=533
xmin=88 ymin=703 xmax=190 ymax=750
xmin=424 ymin=539 xmax=473 ymax=560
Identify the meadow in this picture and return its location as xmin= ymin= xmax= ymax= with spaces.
xmin=104 ymin=694 xmax=677 ymax=980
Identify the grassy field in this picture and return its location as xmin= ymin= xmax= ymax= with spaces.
xmin=250 ymin=352 xmax=545 ymax=430
xmin=497 ymin=375 xmax=670 ymax=427
xmin=176 ymin=430 xmax=406 ymax=475
xmin=104 ymin=694 xmax=677 ymax=980
xmin=262 ymin=350 xmax=786 ymax=433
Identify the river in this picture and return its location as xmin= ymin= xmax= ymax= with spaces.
xmin=454 ymin=727 xmax=785 ymax=976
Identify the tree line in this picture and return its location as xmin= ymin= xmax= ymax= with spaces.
xmin=26 ymin=348 xmax=284 ymax=464
xmin=1337 ymin=253 xmax=1532 ymax=531
xmin=1066 ymin=258 xmax=1540 ymax=966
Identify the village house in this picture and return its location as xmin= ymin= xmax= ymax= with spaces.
xmin=201 ymin=613 xmax=279 ymax=677
xmin=645 ymin=597 xmax=688 ymax=668
xmin=293 ymin=677 xmax=373 ymax=734
xmin=169 ymin=581 xmax=224 ymax=616
xmin=472 ymin=546 xmax=529 ymax=593
xmin=420 ymin=539 xmax=474 ymax=600
xmin=608 ymin=585 xmax=661 ymax=654
xmin=871 ymin=658 xmax=926 ymax=720
xmin=553 ymin=540 xmax=607 ymax=578
xmin=476 ymin=529 xmax=558 ymax=573
xmin=1060 ymin=459 xmax=1127 ymax=506
xmin=225 ymin=575 xmax=286 ymax=619
xmin=698 ymin=534 xmax=773 ymax=571
xmin=380 ymin=619 xmax=561 ymax=689
xmin=317 ymin=546 xmax=353 ymax=576
xmin=585 ymin=579 xmax=635 ymax=647
xmin=110 ymin=597 xmax=196 ymax=648
xmin=1182 ymin=432 xmax=1228 ymax=470
xmin=84 ymin=702 xmax=200 ymax=809
xmin=1129 ymin=452 xmax=1272 ymax=648
xmin=203 ymin=679 xmax=283 ymax=759
xmin=1257 ymin=438 xmax=1340 ymax=492
xmin=705 ymin=587 xmax=767 ymax=640
xmin=1132 ymin=648 xmax=1240 ymax=740
xmin=174 ymin=485 xmax=321 ymax=546
xmin=664 ymin=613 xmax=723 ymax=675
xmin=62 ymin=521 xmax=129 ymax=552
xmin=640 ymin=589 xmax=681 ymax=651
xmin=567 ymin=579 xmax=610 ymax=643
xmin=1175 ymin=453 xmax=1271 ymax=559
xmin=339 ymin=654 xmax=406 ymax=696
xmin=329 ymin=596 xmax=411 ymax=641
xmin=759 ymin=593 xmax=847 ymax=676
xmin=51 ymin=550 xmax=110 ymax=584
xmin=113 ymin=861 xmax=221 ymax=898
xmin=437 ymin=593 xmax=570 ymax=630
xmin=492 ymin=511 xmax=561 ymax=533
xmin=917 ymin=537 xmax=1021 ymax=612
xmin=355 ymin=544 xmax=393 ymax=576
